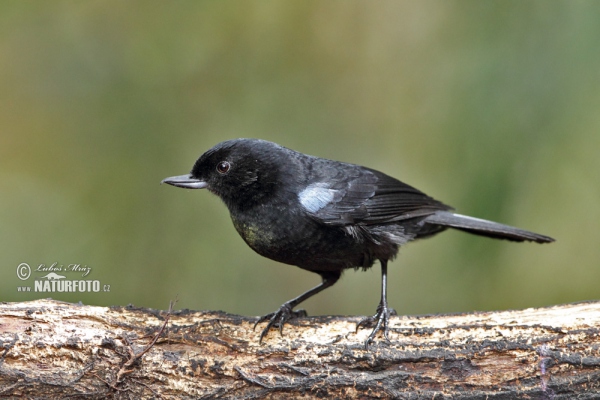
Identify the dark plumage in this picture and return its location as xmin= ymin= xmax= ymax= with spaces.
xmin=162 ymin=138 xmax=554 ymax=346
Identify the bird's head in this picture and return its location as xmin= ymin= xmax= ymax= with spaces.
xmin=162 ymin=139 xmax=291 ymax=211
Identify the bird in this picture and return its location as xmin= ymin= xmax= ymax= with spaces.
xmin=162 ymin=138 xmax=554 ymax=347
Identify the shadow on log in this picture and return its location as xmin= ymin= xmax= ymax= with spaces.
xmin=1 ymin=299 xmax=600 ymax=399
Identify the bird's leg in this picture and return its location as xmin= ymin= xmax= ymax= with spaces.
xmin=356 ymin=259 xmax=395 ymax=348
xmin=255 ymin=271 xmax=340 ymax=343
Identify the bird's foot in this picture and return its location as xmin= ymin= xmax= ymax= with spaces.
xmin=356 ymin=303 xmax=396 ymax=348
xmin=254 ymin=303 xmax=307 ymax=343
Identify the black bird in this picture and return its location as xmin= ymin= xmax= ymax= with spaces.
xmin=162 ymin=138 xmax=554 ymax=346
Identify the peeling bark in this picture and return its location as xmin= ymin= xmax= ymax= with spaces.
xmin=1 ymin=299 xmax=600 ymax=399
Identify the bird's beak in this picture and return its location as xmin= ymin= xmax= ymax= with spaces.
xmin=161 ymin=174 xmax=208 ymax=189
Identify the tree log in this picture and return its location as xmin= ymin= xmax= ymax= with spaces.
xmin=1 ymin=299 xmax=599 ymax=399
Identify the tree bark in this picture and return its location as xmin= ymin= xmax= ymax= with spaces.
xmin=1 ymin=299 xmax=599 ymax=399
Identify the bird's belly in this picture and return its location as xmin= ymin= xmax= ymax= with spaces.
xmin=230 ymin=211 xmax=369 ymax=272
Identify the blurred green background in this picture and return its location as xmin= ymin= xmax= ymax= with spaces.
xmin=1 ymin=1 xmax=598 ymax=318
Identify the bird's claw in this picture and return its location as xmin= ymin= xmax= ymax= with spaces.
xmin=254 ymin=304 xmax=307 ymax=343
xmin=356 ymin=304 xmax=396 ymax=348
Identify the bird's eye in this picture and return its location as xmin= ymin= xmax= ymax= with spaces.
xmin=216 ymin=161 xmax=231 ymax=174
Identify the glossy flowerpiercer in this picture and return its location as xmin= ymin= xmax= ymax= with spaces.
xmin=162 ymin=139 xmax=554 ymax=346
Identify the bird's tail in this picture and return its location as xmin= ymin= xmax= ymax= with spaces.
xmin=423 ymin=211 xmax=554 ymax=243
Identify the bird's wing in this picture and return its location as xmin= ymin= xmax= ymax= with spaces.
xmin=298 ymin=167 xmax=452 ymax=226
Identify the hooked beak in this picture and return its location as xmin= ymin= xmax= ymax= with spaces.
xmin=161 ymin=174 xmax=208 ymax=189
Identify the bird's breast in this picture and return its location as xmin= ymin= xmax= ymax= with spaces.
xmin=227 ymin=204 xmax=375 ymax=272
xmin=231 ymin=216 xmax=275 ymax=253
xmin=228 ymin=203 xmax=298 ymax=259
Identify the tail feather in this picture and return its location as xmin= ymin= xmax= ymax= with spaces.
xmin=423 ymin=211 xmax=554 ymax=243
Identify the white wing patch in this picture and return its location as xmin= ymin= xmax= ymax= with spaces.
xmin=298 ymin=183 xmax=337 ymax=213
